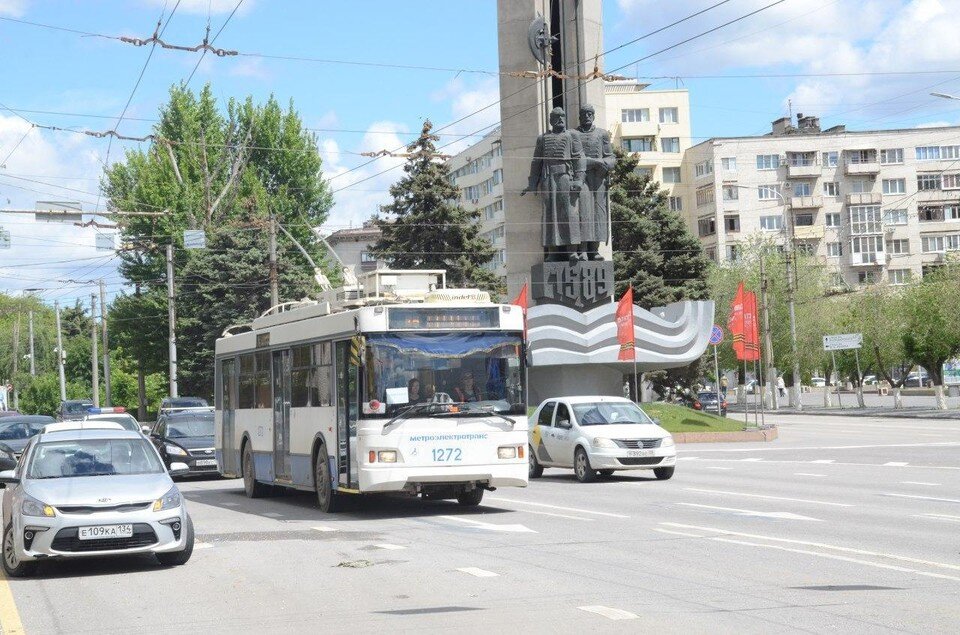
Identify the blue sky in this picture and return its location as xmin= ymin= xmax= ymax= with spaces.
xmin=3 ymin=0 xmax=960 ymax=303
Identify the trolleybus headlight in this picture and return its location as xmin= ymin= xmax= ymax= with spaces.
xmin=377 ymin=450 xmax=397 ymax=463
xmin=497 ymin=446 xmax=517 ymax=459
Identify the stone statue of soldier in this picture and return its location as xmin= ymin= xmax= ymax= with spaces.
xmin=522 ymin=107 xmax=586 ymax=262
xmin=575 ymin=104 xmax=616 ymax=261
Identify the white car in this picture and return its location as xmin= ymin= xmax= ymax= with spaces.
xmin=0 ymin=427 xmax=193 ymax=577
xmin=528 ymin=396 xmax=676 ymax=483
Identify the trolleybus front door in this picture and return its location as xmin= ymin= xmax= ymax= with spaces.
xmin=219 ymin=358 xmax=238 ymax=475
xmin=271 ymin=349 xmax=292 ymax=481
xmin=335 ymin=340 xmax=359 ymax=488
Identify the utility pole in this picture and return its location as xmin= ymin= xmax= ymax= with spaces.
xmin=99 ymin=279 xmax=111 ymax=406
xmin=269 ymin=214 xmax=279 ymax=308
xmin=759 ymin=257 xmax=778 ymax=410
xmin=11 ymin=312 xmax=20 ymax=410
xmin=135 ymin=284 xmax=146 ymax=421
xmin=54 ymin=301 xmax=66 ymax=402
xmin=28 ymin=310 xmax=36 ymax=376
xmin=785 ymin=251 xmax=802 ymax=411
xmin=91 ymin=294 xmax=100 ymax=408
xmin=166 ymin=244 xmax=179 ymax=398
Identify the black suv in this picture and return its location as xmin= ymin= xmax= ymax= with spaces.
xmin=149 ymin=410 xmax=218 ymax=476
xmin=58 ymin=399 xmax=94 ymax=421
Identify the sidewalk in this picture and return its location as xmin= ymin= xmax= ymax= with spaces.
xmin=728 ymin=404 xmax=960 ymax=419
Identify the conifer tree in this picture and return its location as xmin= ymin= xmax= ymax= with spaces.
xmin=373 ymin=121 xmax=500 ymax=294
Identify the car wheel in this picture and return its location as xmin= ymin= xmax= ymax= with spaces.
xmin=314 ymin=445 xmax=342 ymax=513
xmin=156 ymin=516 xmax=194 ymax=566
xmin=457 ymin=487 xmax=484 ymax=506
xmin=574 ymin=448 xmax=596 ymax=483
xmin=242 ymin=443 xmax=270 ymax=499
xmin=654 ymin=467 xmax=675 ymax=481
xmin=528 ymin=445 xmax=544 ymax=479
xmin=598 ymin=469 xmax=615 ymax=477
xmin=2 ymin=523 xmax=36 ymax=578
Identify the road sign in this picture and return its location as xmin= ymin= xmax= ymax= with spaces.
xmin=709 ymin=325 xmax=724 ymax=346
xmin=184 ymin=230 xmax=206 ymax=249
xmin=823 ymin=333 xmax=862 ymax=351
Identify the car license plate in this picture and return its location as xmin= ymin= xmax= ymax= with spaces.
xmin=78 ymin=524 xmax=133 ymax=540
xmin=195 ymin=459 xmax=217 ymax=467
xmin=627 ymin=449 xmax=655 ymax=457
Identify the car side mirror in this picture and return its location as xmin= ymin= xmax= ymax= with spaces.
xmin=557 ymin=419 xmax=571 ymax=429
xmin=141 ymin=426 xmax=152 ymax=434
xmin=169 ymin=462 xmax=189 ymax=477
xmin=0 ymin=469 xmax=19 ymax=485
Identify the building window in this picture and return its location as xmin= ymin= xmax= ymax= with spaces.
xmin=827 ymin=242 xmax=842 ymax=257
xmin=916 ymin=146 xmax=941 ymax=160
xmin=919 ymin=206 xmax=944 ymax=222
xmin=851 ymin=235 xmax=884 ymax=259
xmin=943 ymin=174 xmax=960 ymax=189
xmin=794 ymin=213 xmax=815 ymax=226
xmin=668 ymin=196 xmax=683 ymax=212
xmin=888 ymin=269 xmax=912 ymax=285
xmin=825 ymin=212 xmax=841 ymax=227
xmin=706 ymin=247 xmax=717 ymax=261
xmin=879 ymin=148 xmax=903 ymax=164
xmin=758 ymin=185 xmax=781 ymax=200
xmin=661 ymin=137 xmax=680 ymax=153
xmin=948 ymin=206 xmax=960 ymax=220
xmin=698 ymin=217 xmax=716 ymax=237
xmin=920 ymin=235 xmax=960 ymax=252
xmin=621 ymin=108 xmax=650 ymax=123
xmin=721 ymin=157 xmax=737 ymax=171
xmin=883 ymin=209 xmax=908 ymax=225
xmin=622 ymin=137 xmax=655 ymax=152
xmin=886 ymin=239 xmax=910 ymax=254
xmin=850 ymin=179 xmax=869 ymax=194
xmin=696 ymin=186 xmax=714 ymax=206
xmin=695 ymin=159 xmax=714 ymax=177
xmin=882 ymin=178 xmax=906 ymax=194
xmin=492 ymin=168 xmax=503 ymax=185
xmin=848 ymin=149 xmax=876 ymax=164
xmin=822 ymin=151 xmax=839 ymax=167
xmin=849 ymin=205 xmax=882 ymax=234
xmin=725 ymin=244 xmax=741 ymax=262
xmin=823 ymin=181 xmax=840 ymax=197
xmin=756 ymin=154 xmax=780 ymax=170
xmin=917 ymin=174 xmax=942 ymax=191
xmin=787 ymin=152 xmax=816 ymax=167
xmin=662 ymin=167 xmax=681 ymax=183
xmin=634 ymin=166 xmax=654 ymax=179
xmin=796 ymin=241 xmax=816 ymax=256
xmin=858 ymin=270 xmax=879 ymax=285
xmin=724 ymin=215 xmax=740 ymax=232
xmin=760 ymin=215 xmax=783 ymax=231
xmin=659 ymin=107 xmax=679 ymax=124
xmin=942 ymin=145 xmax=960 ymax=159
xmin=360 ymin=251 xmax=377 ymax=263
xmin=722 ymin=185 xmax=739 ymax=201
xmin=793 ymin=183 xmax=812 ymax=197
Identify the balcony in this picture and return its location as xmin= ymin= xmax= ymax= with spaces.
xmin=792 ymin=225 xmax=825 ymax=240
xmin=787 ymin=163 xmax=821 ymax=178
xmin=844 ymin=160 xmax=880 ymax=176
xmin=850 ymin=251 xmax=885 ymax=267
xmin=917 ymin=189 xmax=960 ymax=203
xmin=788 ymin=195 xmax=823 ymax=209
xmin=846 ymin=192 xmax=883 ymax=205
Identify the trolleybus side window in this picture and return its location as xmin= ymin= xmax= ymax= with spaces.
xmin=254 ymin=351 xmax=271 ymax=408
xmin=291 ymin=342 xmax=334 ymax=408
xmin=238 ymin=353 xmax=256 ymax=409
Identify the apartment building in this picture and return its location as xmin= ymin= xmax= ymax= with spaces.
xmin=446 ymin=81 xmax=691 ymax=278
xmin=683 ymin=114 xmax=960 ymax=286
xmin=325 ymin=221 xmax=386 ymax=273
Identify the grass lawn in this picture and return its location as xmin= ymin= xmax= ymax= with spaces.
xmin=639 ymin=402 xmax=746 ymax=433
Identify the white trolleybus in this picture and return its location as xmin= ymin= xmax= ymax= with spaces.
xmin=214 ymin=270 xmax=528 ymax=512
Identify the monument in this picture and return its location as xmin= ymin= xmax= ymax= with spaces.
xmin=497 ymin=0 xmax=714 ymax=403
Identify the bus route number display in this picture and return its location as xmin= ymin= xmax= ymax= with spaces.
xmin=388 ymin=307 xmax=500 ymax=330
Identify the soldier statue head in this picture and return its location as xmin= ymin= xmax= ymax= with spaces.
xmin=579 ymin=104 xmax=596 ymax=129
xmin=549 ymin=107 xmax=566 ymax=132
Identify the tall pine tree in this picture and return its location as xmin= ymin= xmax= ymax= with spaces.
xmin=373 ymin=121 xmax=500 ymax=294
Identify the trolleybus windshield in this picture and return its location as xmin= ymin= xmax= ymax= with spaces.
xmin=363 ymin=332 xmax=525 ymax=416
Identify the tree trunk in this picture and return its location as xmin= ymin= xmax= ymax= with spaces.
xmin=137 ymin=355 xmax=147 ymax=422
xmin=823 ymin=384 xmax=832 ymax=408
xmin=935 ymin=384 xmax=948 ymax=410
xmin=892 ymin=386 xmax=903 ymax=409
xmin=856 ymin=382 xmax=865 ymax=408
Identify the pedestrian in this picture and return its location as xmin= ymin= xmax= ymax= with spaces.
xmin=720 ymin=375 xmax=728 ymax=397
xmin=777 ymin=375 xmax=786 ymax=398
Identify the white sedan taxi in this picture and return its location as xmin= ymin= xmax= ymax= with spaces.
xmin=528 ymin=396 xmax=676 ymax=482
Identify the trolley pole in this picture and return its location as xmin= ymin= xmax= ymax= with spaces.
xmin=100 ymin=279 xmax=111 ymax=406
xmin=55 ymin=301 xmax=66 ymax=401
xmin=91 ymin=294 xmax=100 ymax=408
xmin=166 ymin=244 xmax=179 ymax=398
xmin=28 ymin=310 xmax=36 ymax=376
xmin=269 ymin=214 xmax=279 ymax=308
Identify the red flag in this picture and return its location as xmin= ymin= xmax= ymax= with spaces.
xmin=728 ymin=282 xmax=761 ymax=361
xmin=616 ymin=286 xmax=635 ymax=361
xmin=728 ymin=282 xmax=746 ymax=359
xmin=511 ymin=283 xmax=528 ymax=339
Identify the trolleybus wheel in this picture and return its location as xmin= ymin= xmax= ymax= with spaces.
xmin=315 ymin=446 xmax=342 ymax=513
xmin=242 ymin=443 xmax=270 ymax=499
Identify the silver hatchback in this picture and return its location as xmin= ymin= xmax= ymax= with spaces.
xmin=0 ymin=428 xmax=194 ymax=577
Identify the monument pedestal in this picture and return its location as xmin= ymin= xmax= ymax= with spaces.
xmin=531 ymin=261 xmax=614 ymax=310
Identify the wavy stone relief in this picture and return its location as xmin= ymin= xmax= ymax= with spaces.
xmin=526 ymin=300 xmax=715 ymax=370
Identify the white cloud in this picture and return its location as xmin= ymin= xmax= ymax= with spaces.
xmin=143 ymin=0 xmax=254 ymax=16
xmin=0 ymin=0 xmax=26 ymax=17
xmin=228 ymin=57 xmax=270 ymax=80
xmin=429 ymin=76 xmax=501 ymax=155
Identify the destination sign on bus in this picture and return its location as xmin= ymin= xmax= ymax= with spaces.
xmin=388 ymin=307 xmax=499 ymax=330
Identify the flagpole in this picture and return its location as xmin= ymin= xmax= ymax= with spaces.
xmin=743 ymin=358 xmax=749 ymax=426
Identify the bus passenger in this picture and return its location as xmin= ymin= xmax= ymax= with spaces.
xmin=452 ymin=372 xmax=482 ymax=402
xmin=408 ymin=378 xmax=424 ymax=403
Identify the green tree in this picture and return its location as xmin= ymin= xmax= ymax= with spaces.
xmin=373 ymin=120 xmax=499 ymax=294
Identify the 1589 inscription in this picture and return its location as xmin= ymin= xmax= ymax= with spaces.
xmin=531 ymin=261 xmax=614 ymax=310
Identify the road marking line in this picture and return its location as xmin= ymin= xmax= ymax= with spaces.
xmin=915 ymin=514 xmax=960 ymax=524
xmin=487 ymin=497 xmax=630 ymax=518
xmin=457 ymin=567 xmax=498 ymax=578
xmin=519 ymin=509 xmax=595 ymax=522
xmin=194 ymin=542 xmax=214 ymax=550
xmin=0 ymin=569 xmax=24 ymax=635
xmin=881 ymin=493 xmax=960 ymax=504
xmin=652 ymin=528 xmax=703 ymax=538
xmin=684 ymin=487 xmax=852 ymax=507
xmin=577 ymin=605 xmax=638 ymax=621
xmin=662 ymin=523 xmax=960 ymax=572
xmin=678 ymin=456 xmax=699 ymax=460
xmin=690 ymin=442 xmax=960 ymax=453
xmin=810 ymin=460 xmax=835 ymax=464
xmin=676 ymin=458 xmax=960 ymax=471
xmin=312 ymin=526 xmax=339 ymax=532
xmin=263 ymin=512 xmax=283 ymax=518
xmin=884 ymin=462 xmax=909 ymax=467
xmin=740 ymin=458 xmax=764 ymax=462
xmin=901 ymin=481 xmax=942 ymax=486
xmin=704 ymin=466 xmax=734 ymax=470
xmin=438 ymin=515 xmax=537 ymax=533
xmin=677 ymin=503 xmax=822 ymax=521
xmin=794 ymin=473 xmax=826 ymax=477
xmin=374 ymin=543 xmax=406 ymax=550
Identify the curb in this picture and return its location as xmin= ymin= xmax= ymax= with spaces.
xmin=674 ymin=427 xmax=778 ymax=444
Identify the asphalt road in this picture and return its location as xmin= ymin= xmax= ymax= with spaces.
xmin=3 ymin=414 xmax=960 ymax=634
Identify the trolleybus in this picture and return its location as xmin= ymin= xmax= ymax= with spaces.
xmin=214 ymin=270 xmax=528 ymax=512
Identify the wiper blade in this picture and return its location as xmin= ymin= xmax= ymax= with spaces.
xmin=454 ymin=405 xmax=517 ymax=426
